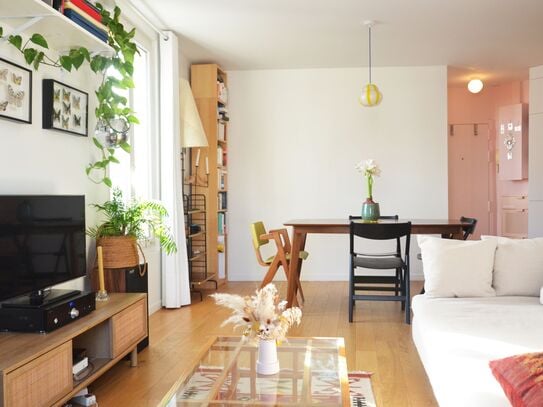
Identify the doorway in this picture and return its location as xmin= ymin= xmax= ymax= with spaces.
xmin=448 ymin=123 xmax=493 ymax=238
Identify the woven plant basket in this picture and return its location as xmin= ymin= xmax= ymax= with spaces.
xmin=96 ymin=235 xmax=139 ymax=269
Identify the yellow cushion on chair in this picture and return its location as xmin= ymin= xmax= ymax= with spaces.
xmin=250 ymin=221 xmax=269 ymax=249
xmin=264 ymin=251 xmax=309 ymax=264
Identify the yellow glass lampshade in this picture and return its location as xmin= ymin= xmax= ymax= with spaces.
xmin=359 ymin=83 xmax=382 ymax=107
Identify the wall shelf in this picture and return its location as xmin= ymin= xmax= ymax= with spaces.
xmin=0 ymin=0 xmax=113 ymax=54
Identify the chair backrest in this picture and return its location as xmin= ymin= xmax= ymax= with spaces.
xmin=460 ymin=216 xmax=477 ymax=240
xmin=349 ymin=215 xmax=399 ymax=221
xmin=250 ymin=221 xmax=269 ymax=249
xmin=349 ymin=221 xmax=412 ymax=259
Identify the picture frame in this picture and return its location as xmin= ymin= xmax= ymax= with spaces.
xmin=0 ymin=58 xmax=32 ymax=124
xmin=42 ymin=79 xmax=88 ymax=137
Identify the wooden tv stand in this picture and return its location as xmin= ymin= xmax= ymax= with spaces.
xmin=0 ymin=293 xmax=147 ymax=407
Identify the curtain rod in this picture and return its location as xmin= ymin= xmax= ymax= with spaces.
xmin=124 ymin=0 xmax=170 ymax=41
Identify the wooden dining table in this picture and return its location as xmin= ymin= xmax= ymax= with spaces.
xmin=283 ymin=218 xmax=469 ymax=307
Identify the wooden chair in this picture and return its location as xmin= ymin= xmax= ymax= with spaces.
xmin=349 ymin=219 xmax=412 ymax=324
xmin=250 ymin=221 xmax=308 ymax=302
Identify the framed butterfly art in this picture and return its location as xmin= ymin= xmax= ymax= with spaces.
xmin=0 ymin=58 xmax=32 ymax=124
xmin=42 ymin=79 xmax=88 ymax=136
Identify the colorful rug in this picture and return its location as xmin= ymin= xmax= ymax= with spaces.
xmin=177 ymin=367 xmax=376 ymax=406
xmin=349 ymin=371 xmax=376 ymax=407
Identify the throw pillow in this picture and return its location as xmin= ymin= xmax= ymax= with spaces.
xmin=418 ymin=236 xmax=496 ymax=297
xmin=490 ymin=352 xmax=543 ymax=407
xmin=482 ymin=236 xmax=543 ymax=296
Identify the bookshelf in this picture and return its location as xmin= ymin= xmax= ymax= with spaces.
xmin=0 ymin=0 xmax=113 ymax=54
xmin=191 ymin=63 xmax=228 ymax=286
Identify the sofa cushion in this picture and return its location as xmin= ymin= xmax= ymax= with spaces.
xmin=490 ymin=352 xmax=543 ymax=407
xmin=418 ymin=236 xmax=496 ymax=297
xmin=482 ymin=236 xmax=543 ymax=296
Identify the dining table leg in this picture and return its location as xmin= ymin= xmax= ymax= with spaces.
xmin=286 ymin=229 xmax=307 ymax=308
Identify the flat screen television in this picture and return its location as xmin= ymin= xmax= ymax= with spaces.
xmin=0 ymin=195 xmax=87 ymax=305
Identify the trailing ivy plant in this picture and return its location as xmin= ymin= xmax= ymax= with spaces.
xmin=0 ymin=3 xmax=139 ymax=187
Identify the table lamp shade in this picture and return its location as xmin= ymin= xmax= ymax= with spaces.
xmin=180 ymin=79 xmax=208 ymax=147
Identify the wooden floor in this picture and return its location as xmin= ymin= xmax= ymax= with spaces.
xmin=91 ymin=281 xmax=437 ymax=407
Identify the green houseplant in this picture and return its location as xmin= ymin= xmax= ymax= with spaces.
xmin=87 ymin=189 xmax=177 ymax=269
xmin=0 ymin=3 xmax=139 ymax=186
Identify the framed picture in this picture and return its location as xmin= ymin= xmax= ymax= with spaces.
xmin=0 ymin=58 xmax=32 ymax=124
xmin=42 ymin=79 xmax=88 ymax=137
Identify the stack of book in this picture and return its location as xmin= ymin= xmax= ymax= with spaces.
xmin=62 ymin=0 xmax=108 ymax=43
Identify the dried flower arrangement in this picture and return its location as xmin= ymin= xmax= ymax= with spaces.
xmin=211 ymin=284 xmax=302 ymax=342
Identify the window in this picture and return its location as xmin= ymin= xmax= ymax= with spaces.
xmin=109 ymin=42 xmax=157 ymax=202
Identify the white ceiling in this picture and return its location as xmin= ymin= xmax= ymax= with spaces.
xmin=142 ymin=0 xmax=543 ymax=85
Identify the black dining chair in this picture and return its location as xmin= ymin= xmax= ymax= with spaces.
xmin=349 ymin=218 xmax=412 ymax=324
xmin=417 ymin=216 xmax=478 ymax=260
xmin=458 ymin=216 xmax=478 ymax=240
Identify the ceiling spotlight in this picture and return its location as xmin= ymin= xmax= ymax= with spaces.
xmin=467 ymin=79 xmax=484 ymax=94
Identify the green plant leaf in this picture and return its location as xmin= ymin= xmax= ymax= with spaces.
xmin=103 ymin=177 xmax=112 ymax=188
xmin=119 ymin=141 xmax=131 ymax=153
xmin=8 ymin=35 xmax=22 ymax=49
xmin=33 ymin=51 xmax=45 ymax=70
xmin=30 ymin=33 xmax=48 ymax=49
xmin=93 ymin=137 xmax=104 ymax=149
xmin=0 ymin=27 xmax=3 ymax=37
xmin=109 ymin=155 xmax=120 ymax=164
xmin=72 ymin=53 xmax=85 ymax=69
xmin=127 ymin=115 xmax=139 ymax=124
xmin=23 ymin=48 xmax=38 ymax=65
xmin=79 ymin=47 xmax=90 ymax=62
xmin=59 ymin=55 xmax=72 ymax=71
xmin=121 ymin=77 xmax=134 ymax=88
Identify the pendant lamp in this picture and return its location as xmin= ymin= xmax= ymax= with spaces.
xmin=359 ymin=21 xmax=382 ymax=107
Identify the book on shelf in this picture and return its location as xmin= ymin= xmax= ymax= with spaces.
xmin=217 ymin=146 xmax=223 ymax=166
xmin=217 ymin=105 xmax=229 ymax=121
xmin=218 ymin=212 xmax=226 ymax=235
xmin=218 ymin=192 xmax=227 ymax=211
xmin=65 ymin=1 xmax=107 ymax=30
xmin=217 ymin=81 xmax=228 ymax=104
xmin=63 ymin=1 xmax=108 ymax=42
xmin=67 ymin=0 xmax=102 ymax=22
xmin=218 ymin=170 xmax=227 ymax=190
xmin=218 ymin=122 xmax=226 ymax=141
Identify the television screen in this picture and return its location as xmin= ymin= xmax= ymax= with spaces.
xmin=0 ymin=195 xmax=86 ymax=302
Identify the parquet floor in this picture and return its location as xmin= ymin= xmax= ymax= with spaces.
xmin=91 ymin=281 xmax=437 ymax=406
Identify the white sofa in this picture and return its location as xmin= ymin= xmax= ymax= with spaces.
xmin=413 ymin=235 xmax=543 ymax=406
xmin=412 ymin=294 xmax=543 ymax=406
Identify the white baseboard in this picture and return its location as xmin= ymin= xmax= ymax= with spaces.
xmin=149 ymin=300 xmax=162 ymax=315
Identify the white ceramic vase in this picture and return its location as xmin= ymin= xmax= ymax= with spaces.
xmin=256 ymin=339 xmax=280 ymax=375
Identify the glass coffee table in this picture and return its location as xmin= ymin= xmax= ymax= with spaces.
xmin=159 ymin=336 xmax=350 ymax=406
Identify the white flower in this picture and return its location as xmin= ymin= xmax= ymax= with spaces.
xmin=212 ymin=283 xmax=302 ymax=342
xmin=356 ymin=159 xmax=381 ymax=177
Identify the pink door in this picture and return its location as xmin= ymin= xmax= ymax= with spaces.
xmin=448 ymin=124 xmax=491 ymax=238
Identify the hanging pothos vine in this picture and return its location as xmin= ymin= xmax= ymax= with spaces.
xmin=0 ymin=3 xmax=139 ymax=187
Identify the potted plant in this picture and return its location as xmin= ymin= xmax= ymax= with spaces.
xmin=87 ymin=189 xmax=177 ymax=270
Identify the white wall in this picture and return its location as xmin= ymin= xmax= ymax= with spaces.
xmin=528 ymin=65 xmax=543 ymax=236
xmin=227 ymin=66 xmax=448 ymax=281
xmin=0 ymin=44 xmax=108 ymax=291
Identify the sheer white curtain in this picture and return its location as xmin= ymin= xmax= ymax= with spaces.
xmin=160 ymin=32 xmax=191 ymax=307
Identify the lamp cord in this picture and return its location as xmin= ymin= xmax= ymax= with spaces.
xmin=368 ymin=25 xmax=372 ymax=84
